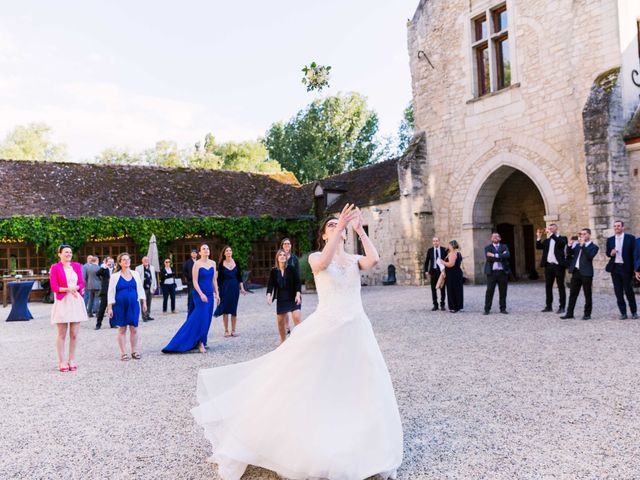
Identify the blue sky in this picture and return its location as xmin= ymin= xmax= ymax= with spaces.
xmin=0 ymin=1 xmax=418 ymax=160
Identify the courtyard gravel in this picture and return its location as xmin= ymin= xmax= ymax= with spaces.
xmin=1 ymin=283 xmax=639 ymax=479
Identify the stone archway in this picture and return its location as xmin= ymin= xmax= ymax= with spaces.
xmin=462 ymin=156 xmax=558 ymax=283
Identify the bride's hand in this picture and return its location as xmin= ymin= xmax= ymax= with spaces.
xmin=350 ymin=207 xmax=363 ymax=233
xmin=336 ymin=203 xmax=357 ymax=231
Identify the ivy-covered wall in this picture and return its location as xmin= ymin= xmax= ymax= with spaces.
xmin=0 ymin=215 xmax=314 ymax=265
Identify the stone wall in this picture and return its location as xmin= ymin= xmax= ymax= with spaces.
xmin=407 ymin=0 xmax=627 ymax=287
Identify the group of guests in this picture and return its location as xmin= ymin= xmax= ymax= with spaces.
xmin=48 ymin=238 xmax=303 ymax=371
xmin=424 ymin=220 xmax=640 ymax=320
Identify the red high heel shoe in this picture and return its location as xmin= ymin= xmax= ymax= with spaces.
xmin=58 ymin=364 xmax=69 ymax=373
xmin=68 ymin=364 xmax=78 ymax=371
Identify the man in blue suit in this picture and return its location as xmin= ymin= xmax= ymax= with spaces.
xmin=483 ymin=232 xmax=510 ymax=315
xmin=561 ymin=228 xmax=599 ymax=320
xmin=606 ymin=220 xmax=637 ymax=319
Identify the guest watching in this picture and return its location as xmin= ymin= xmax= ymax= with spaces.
xmin=561 ymin=229 xmax=599 ymax=320
xmin=267 ymin=248 xmax=302 ymax=343
xmin=107 ymin=253 xmax=147 ymax=361
xmin=160 ymin=258 xmax=177 ymax=314
xmin=441 ymin=240 xmax=464 ymax=313
xmin=135 ymin=256 xmax=157 ymax=322
xmin=49 ymin=244 xmax=88 ymax=372
xmin=605 ymin=221 xmax=637 ymax=319
xmin=214 ymin=246 xmax=247 ymax=337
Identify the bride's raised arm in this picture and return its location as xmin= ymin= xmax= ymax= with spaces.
xmin=351 ymin=207 xmax=379 ymax=270
xmin=309 ymin=203 xmax=357 ymax=274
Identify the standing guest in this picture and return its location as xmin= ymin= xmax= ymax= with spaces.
xmin=82 ymin=255 xmax=93 ymax=308
xmin=267 ymin=249 xmax=302 ymax=343
xmin=483 ymin=232 xmax=511 ymax=315
xmin=183 ymin=248 xmax=198 ymax=316
xmin=561 ymin=229 xmax=599 ymax=320
xmin=605 ymin=220 xmax=637 ymax=319
xmin=441 ymin=240 xmax=464 ymax=313
xmin=423 ymin=236 xmax=447 ymax=311
xmin=107 ymin=253 xmax=146 ymax=361
xmin=281 ymin=237 xmax=300 ymax=335
xmin=86 ymin=256 xmax=102 ymax=317
xmin=50 ymin=244 xmax=88 ymax=372
xmin=160 ymin=258 xmax=177 ymax=314
xmin=214 ymin=246 xmax=247 ymax=337
xmin=135 ymin=256 xmax=157 ymax=322
xmin=163 ymin=243 xmax=219 ymax=353
xmin=536 ymin=224 xmax=568 ymax=313
xmin=95 ymin=256 xmax=114 ymax=330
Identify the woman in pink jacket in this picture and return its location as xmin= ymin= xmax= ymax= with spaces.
xmin=49 ymin=244 xmax=88 ymax=372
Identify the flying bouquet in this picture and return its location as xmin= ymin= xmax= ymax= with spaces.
xmin=301 ymin=62 xmax=332 ymax=92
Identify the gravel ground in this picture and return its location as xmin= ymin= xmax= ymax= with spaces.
xmin=1 ymin=283 xmax=639 ymax=480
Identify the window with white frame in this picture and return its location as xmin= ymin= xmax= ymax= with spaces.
xmin=471 ymin=3 xmax=511 ymax=97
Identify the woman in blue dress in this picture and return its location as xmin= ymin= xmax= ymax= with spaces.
xmin=214 ymin=245 xmax=246 ymax=337
xmin=163 ymin=243 xmax=219 ymax=354
xmin=107 ymin=253 xmax=147 ymax=361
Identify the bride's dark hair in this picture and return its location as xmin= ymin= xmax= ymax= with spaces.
xmin=316 ymin=215 xmax=338 ymax=250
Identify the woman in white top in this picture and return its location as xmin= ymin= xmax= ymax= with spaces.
xmin=107 ymin=253 xmax=146 ymax=361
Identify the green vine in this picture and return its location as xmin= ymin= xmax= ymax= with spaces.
xmin=0 ymin=215 xmax=314 ymax=265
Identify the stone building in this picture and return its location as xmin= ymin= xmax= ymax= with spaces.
xmin=406 ymin=0 xmax=640 ymax=286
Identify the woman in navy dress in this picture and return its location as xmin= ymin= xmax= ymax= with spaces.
xmin=163 ymin=243 xmax=219 ymax=353
xmin=442 ymin=240 xmax=464 ymax=313
xmin=214 ymin=245 xmax=246 ymax=337
xmin=107 ymin=253 xmax=147 ymax=361
xmin=266 ymin=248 xmax=302 ymax=343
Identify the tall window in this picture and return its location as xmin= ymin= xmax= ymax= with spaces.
xmin=355 ymin=226 xmax=369 ymax=255
xmin=471 ymin=3 xmax=511 ymax=97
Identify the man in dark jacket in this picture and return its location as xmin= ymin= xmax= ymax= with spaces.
xmin=95 ymin=256 xmax=114 ymax=329
xmin=483 ymin=232 xmax=511 ymax=315
xmin=561 ymin=228 xmax=599 ymax=320
xmin=423 ymin=237 xmax=448 ymax=311
xmin=536 ymin=224 xmax=568 ymax=313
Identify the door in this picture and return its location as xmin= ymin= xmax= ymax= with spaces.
xmin=496 ymin=223 xmax=516 ymax=279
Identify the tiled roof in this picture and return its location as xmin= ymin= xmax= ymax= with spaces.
xmin=0 ymin=160 xmax=312 ymax=219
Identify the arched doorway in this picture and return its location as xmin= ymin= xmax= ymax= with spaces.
xmin=467 ymin=166 xmax=549 ymax=283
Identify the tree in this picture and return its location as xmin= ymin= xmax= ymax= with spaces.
xmin=397 ymin=102 xmax=415 ymax=153
xmin=94 ymin=148 xmax=139 ymax=165
xmin=0 ymin=122 xmax=68 ymax=162
xmin=264 ymin=92 xmax=379 ymax=182
xmin=214 ymin=140 xmax=281 ymax=173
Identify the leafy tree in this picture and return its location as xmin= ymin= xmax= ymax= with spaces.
xmin=264 ymin=92 xmax=379 ymax=182
xmin=397 ymin=102 xmax=415 ymax=153
xmin=214 ymin=140 xmax=281 ymax=173
xmin=94 ymin=148 xmax=139 ymax=165
xmin=0 ymin=122 xmax=68 ymax=162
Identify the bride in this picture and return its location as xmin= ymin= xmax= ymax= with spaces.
xmin=192 ymin=204 xmax=404 ymax=480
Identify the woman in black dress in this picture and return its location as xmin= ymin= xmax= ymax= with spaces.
xmin=281 ymin=237 xmax=301 ymax=335
xmin=442 ymin=240 xmax=464 ymax=313
xmin=266 ymin=248 xmax=302 ymax=343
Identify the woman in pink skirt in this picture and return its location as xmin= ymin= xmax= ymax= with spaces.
xmin=49 ymin=244 xmax=88 ymax=372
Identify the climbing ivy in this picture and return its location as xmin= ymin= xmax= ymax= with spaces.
xmin=0 ymin=215 xmax=314 ymax=265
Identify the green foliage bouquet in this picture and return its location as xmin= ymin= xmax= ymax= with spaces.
xmin=301 ymin=62 xmax=331 ymax=92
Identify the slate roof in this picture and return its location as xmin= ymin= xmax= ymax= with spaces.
xmin=0 ymin=160 xmax=312 ymax=219
xmin=318 ymin=158 xmax=401 ymax=214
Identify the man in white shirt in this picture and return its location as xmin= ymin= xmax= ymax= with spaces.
xmin=561 ymin=228 xmax=599 ymax=320
xmin=423 ymin=237 xmax=447 ymax=310
xmin=135 ymin=256 xmax=157 ymax=322
xmin=536 ymin=224 xmax=568 ymax=313
xmin=605 ymin=221 xmax=637 ymax=319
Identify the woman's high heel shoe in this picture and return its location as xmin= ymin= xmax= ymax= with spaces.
xmin=68 ymin=364 xmax=78 ymax=371
xmin=58 ymin=364 xmax=69 ymax=373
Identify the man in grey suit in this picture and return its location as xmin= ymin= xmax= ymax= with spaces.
xmin=483 ymin=232 xmax=511 ymax=315
xmin=85 ymin=256 xmax=102 ymax=317
xmin=561 ymin=228 xmax=599 ymax=320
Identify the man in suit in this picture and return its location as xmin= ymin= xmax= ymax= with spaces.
xmin=85 ymin=256 xmax=102 ymax=317
xmin=423 ymin=237 xmax=447 ymax=311
xmin=82 ymin=255 xmax=93 ymax=308
xmin=135 ymin=256 xmax=157 ymax=322
xmin=183 ymin=249 xmax=198 ymax=315
xmin=561 ymin=228 xmax=599 ymax=320
xmin=94 ymin=256 xmax=114 ymax=330
xmin=483 ymin=232 xmax=510 ymax=315
xmin=536 ymin=223 xmax=568 ymax=313
xmin=605 ymin=220 xmax=637 ymax=319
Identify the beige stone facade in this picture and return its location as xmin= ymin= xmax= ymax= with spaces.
xmin=406 ymin=0 xmax=640 ymax=287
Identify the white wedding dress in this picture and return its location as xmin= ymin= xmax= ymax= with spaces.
xmin=192 ymin=253 xmax=403 ymax=480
